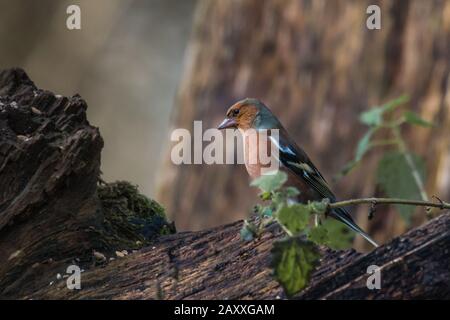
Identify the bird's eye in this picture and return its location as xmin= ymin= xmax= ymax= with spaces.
xmin=232 ymin=109 xmax=240 ymax=117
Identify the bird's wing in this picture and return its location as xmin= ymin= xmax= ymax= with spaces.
xmin=269 ymin=131 xmax=336 ymax=201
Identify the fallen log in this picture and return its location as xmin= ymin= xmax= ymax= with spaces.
xmin=20 ymin=212 xmax=450 ymax=300
xmin=0 ymin=68 xmax=449 ymax=300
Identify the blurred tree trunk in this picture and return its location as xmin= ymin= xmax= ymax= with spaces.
xmin=157 ymin=0 xmax=450 ymax=250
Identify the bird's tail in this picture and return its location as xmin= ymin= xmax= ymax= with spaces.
xmin=329 ymin=207 xmax=379 ymax=248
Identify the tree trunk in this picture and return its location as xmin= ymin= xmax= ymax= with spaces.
xmin=156 ymin=0 xmax=450 ymax=251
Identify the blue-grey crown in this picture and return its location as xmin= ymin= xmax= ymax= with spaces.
xmin=241 ymin=99 xmax=280 ymax=130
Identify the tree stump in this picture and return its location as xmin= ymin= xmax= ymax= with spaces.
xmin=0 ymin=68 xmax=173 ymax=299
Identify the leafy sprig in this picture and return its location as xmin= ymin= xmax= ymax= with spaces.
xmin=242 ymin=171 xmax=353 ymax=297
xmin=241 ymin=96 xmax=443 ymax=298
xmin=337 ymin=95 xmax=434 ymax=222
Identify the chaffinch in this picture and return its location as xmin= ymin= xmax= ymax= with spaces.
xmin=218 ymin=98 xmax=378 ymax=247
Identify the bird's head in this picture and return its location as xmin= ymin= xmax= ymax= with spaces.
xmin=218 ymin=98 xmax=281 ymax=131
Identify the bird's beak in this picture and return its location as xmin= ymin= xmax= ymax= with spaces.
xmin=218 ymin=117 xmax=237 ymax=130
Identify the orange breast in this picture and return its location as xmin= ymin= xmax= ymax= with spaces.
xmin=241 ymin=130 xmax=279 ymax=179
xmin=241 ymin=129 xmax=322 ymax=203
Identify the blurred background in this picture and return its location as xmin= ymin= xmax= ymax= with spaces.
xmin=0 ymin=0 xmax=196 ymax=196
xmin=1 ymin=0 xmax=449 ymax=250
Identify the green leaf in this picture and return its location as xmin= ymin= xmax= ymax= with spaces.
xmin=285 ymin=186 xmax=300 ymax=198
xmin=308 ymin=200 xmax=329 ymax=215
xmin=240 ymin=221 xmax=256 ymax=241
xmin=404 ymin=111 xmax=434 ymax=127
xmin=307 ymin=225 xmax=329 ymax=245
xmin=336 ymin=128 xmax=376 ymax=179
xmin=360 ymin=107 xmax=384 ymax=126
xmin=277 ymin=204 xmax=311 ymax=235
xmin=376 ymin=151 xmax=426 ymax=221
xmin=382 ymin=95 xmax=409 ymax=112
xmin=271 ymin=191 xmax=286 ymax=207
xmin=251 ymin=171 xmax=288 ymax=193
xmin=259 ymin=191 xmax=272 ymax=201
xmin=321 ymin=219 xmax=354 ymax=250
xmin=359 ymin=95 xmax=409 ymax=127
xmin=261 ymin=206 xmax=273 ymax=217
xmin=271 ymin=237 xmax=320 ymax=297
xmin=356 ymin=128 xmax=375 ymax=161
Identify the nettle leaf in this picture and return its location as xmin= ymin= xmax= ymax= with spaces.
xmin=307 ymin=225 xmax=329 ymax=245
xmin=308 ymin=200 xmax=329 ymax=215
xmin=356 ymin=128 xmax=375 ymax=161
xmin=285 ymin=186 xmax=300 ymax=198
xmin=259 ymin=191 xmax=272 ymax=201
xmin=271 ymin=237 xmax=320 ymax=297
xmin=261 ymin=206 xmax=273 ymax=217
xmin=404 ymin=111 xmax=434 ymax=128
xmin=337 ymin=128 xmax=375 ymax=179
xmin=271 ymin=191 xmax=286 ymax=207
xmin=321 ymin=219 xmax=354 ymax=250
xmin=359 ymin=95 xmax=409 ymax=127
xmin=360 ymin=107 xmax=384 ymax=126
xmin=382 ymin=95 xmax=409 ymax=112
xmin=277 ymin=204 xmax=311 ymax=234
xmin=240 ymin=221 xmax=257 ymax=241
xmin=376 ymin=151 xmax=426 ymax=221
xmin=251 ymin=171 xmax=287 ymax=193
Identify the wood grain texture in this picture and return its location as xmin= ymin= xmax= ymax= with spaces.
xmin=22 ymin=211 xmax=450 ymax=300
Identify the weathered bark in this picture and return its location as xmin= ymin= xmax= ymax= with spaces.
xmin=0 ymin=69 xmax=173 ymax=299
xmin=0 ymin=69 xmax=449 ymax=299
xmin=0 ymin=68 xmax=104 ymax=297
xmin=21 ymin=211 xmax=450 ymax=300
xmin=157 ymin=0 xmax=450 ymax=251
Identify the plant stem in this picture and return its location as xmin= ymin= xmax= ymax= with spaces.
xmin=392 ymin=126 xmax=429 ymax=201
xmin=370 ymin=139 xmax=399 ymax=147
xmin=329 ymin=197 xmax=450 ymax=211
xmin=277 ymin=218 xmax=293 ymax=237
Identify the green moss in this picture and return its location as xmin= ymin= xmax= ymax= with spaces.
xmin=96 ymin=181 xmax=175 ymax=251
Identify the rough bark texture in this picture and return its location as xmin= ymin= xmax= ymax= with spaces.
xmin=0 ymin=68 xmax=104 ymax=297
xmin=0 ymin=68 xmax=449 ymax=300
xmin=157 ymin=0 xmax=450 ymax=251
xmin=0 ymin=68 xmax=173 ymax=299
xmin=19 ymin=211 xmax=450 ymax=300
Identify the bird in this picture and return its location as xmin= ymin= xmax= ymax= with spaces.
xmin=218 ymin=98 xmax=378 ymax=247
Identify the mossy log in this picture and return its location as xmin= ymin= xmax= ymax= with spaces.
xmin=1 ymin=69 xmax=449 ymax=299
